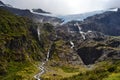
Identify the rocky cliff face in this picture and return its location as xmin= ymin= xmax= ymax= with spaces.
xmin=0 ymin=1 xmax=120 ymax=80
xmin=0 ymin=6 xmax=120 ymax=66
xmin=76 ymin=37 xmax=120 ymax=65
xmin=50 ymin=25 xmax=120 ymax=65
xmin=62 ymin=9 xmax=120 ymax=36
xmin=0 ymin=8 xmax=57 ymax=78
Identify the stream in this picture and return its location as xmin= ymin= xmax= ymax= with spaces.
xmin=34 ymin=23 xmax=92 ymax=80
xmin=75 ymin=23 xmax=92 ymax=40
xmin=75 ymin=23 xmax=86 ymax=40
xmin=70 ymin=41 xmax=75 ymax=49
xmin=34 ymin=45 xmax=52 ymax=80
xmin=34 ymin=27 xmax=52 ymax=80
xmin=37 ymin=26 xmax=41 ymax=41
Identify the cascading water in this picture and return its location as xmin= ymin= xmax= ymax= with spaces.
xmin=37 ymin=26 xmax=41 ymax=41
xmin=70 ymin=41 xmax=75 ymax=49
xmin=34 ymin=62 xmax=45 ymax=80
xmin=87 ymin=30 xmax=92 ymax=33
xmin=75 ymin=23 xmax=86 ymax=40
xmin=34 ymin=46 xmax=51 ymax=80
xmin=46 ymin=48 xmax=50 ymax=61
xmin=80 ymin=31 xmax=86 ymax=40
xmin=34 ymin=26 xmax=52 ymax=80
xmin=75 ymin=23 xmax=92 ymax=40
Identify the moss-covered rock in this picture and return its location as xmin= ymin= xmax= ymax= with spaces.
xmin=0 ymin=8 xmax=45 ymax=79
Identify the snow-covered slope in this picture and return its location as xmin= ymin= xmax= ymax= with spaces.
xmin=30 ymin=8 xmax=119 ymax=25
xmin=59 ymin=8 xmax=118 ymax=24
xmin=1 ymin=0 xmax=118 ymax=25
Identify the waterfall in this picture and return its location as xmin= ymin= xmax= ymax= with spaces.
xmin=34 ymin=62 xmax=45 ymax=80
xmin=34 ymin=43 xmax=52 ymax=80
xmin=77 ymin=24 xmax=82 ymax=31
xmin=34 ymin=25 xmax=53 ymax=80
xmin=75 ymin=23 xmax=92 ymax=40
xmin=37 ymin=26 xmax=41 ymax=41
xmin=70 ymin=41 xmax=75 ymax=49
xmin=46 ymin=48 xmax=50 ymax=61
xmin=80 ymin=31 xmax=86 ymax=40
xmin=75 ymin=23 xmax=86 ymax=40
xmin=40 ymin=19 xmax=43 ymax=23
xmin=67 ymin=27 xmax=70 ymax=33
xmin=87 ymin=30 xmax=92 ymax=33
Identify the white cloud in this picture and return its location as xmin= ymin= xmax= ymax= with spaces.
xmin=1 ymin=0 xmax=120 ymax=15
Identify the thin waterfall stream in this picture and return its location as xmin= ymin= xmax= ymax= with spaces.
xmin=70 ymin=41 xmax=75 ymax=49
xmin=34 ymin=44 xmax=52 ymax=80
xmin=37 ymin=26 xmax=41 ymax=41
xmin=75 ymin=23 xmax=92 ymax=40
xmin=34 ymin=26 xmax=53 ymax=80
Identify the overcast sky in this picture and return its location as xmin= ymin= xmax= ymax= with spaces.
xmin=1 ymin=0 xmax=120 ymax=15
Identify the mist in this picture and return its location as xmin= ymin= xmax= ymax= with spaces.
xmin=1 ymin=0 xmax=120 ymax=15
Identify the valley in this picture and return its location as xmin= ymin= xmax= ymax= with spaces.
xmin=0 ymin=1 xmax=120 ymax=80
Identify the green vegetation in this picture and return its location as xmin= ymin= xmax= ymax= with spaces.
xmin=103 ymin=73 xmax=120 ymax=80
xmin=0 ymin=61 xmax=38 ymax=80
xmin=41 ymin=66 xmax=82 ymax=80
xmin=41 ymin=60 xmax=120 ymax=80
xmin=0 ymin=7 xmax=120 ymax=80
xmin=61 ymin=60 xmax=120 ymax=80
xmin=0 ymin=8 xmax=59 ymax=80
xmin=0 ymin=8 xmax=44 ymax=80
xmin=60 ymin=66 xmax=79 ymax=73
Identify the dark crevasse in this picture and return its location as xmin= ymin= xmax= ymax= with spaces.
xmin=77 ymin=47 xmax=103 ymax=65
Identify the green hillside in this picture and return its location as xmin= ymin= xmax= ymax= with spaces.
xmin=0 ymin=7 xmax=120 ymax=80
xmin=0 ymin=8 xmax=44 ymax=80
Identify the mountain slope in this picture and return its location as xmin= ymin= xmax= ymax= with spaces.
xmin=0 ymin=7 xmax=64 ymax=80
xmin=0 ymin=8 xmax=44 ymax=79
xmin=59 ymin=8 xmax=118 ymax=24
xmin=0 ymin=1 xmax=120 ymax=80
xmin=60 ymin=8 xmax=120 ymax=36
xmin=79 ymin=10 xmax=120 ymax=36
xmin=0 ymin=1 xmax=62 ymax=25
